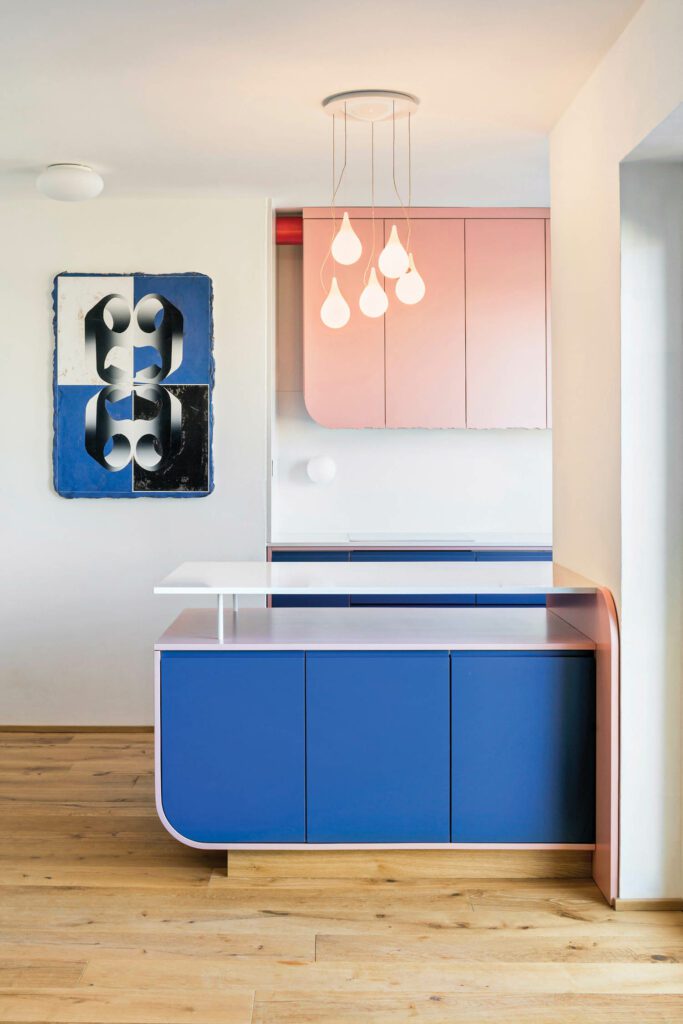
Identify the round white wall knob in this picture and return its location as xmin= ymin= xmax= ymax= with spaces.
xmin=306 ymin=455 xmax=337 ymax=484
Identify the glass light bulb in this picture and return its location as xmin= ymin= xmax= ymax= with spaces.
xmin=395 ymin=253 xmax=426 ymax=305
xmin=359 ymin=267 xmax=389 ymax=318
xmin=378 ymin=224 xmax=409 ymax=279
xmin=320 ymin=276 xmax=350 ymax=329
xmin=331 ymin=212 xmax=362 ymax=265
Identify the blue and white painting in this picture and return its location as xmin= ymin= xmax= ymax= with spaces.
xmin=53 ymin=273 xmax=214 ymax=498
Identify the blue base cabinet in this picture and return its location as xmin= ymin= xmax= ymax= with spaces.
xmin=159 ymin=646 xmax=594 ymax=847
xmin=160 ymin=651 xmax=305 ymax=843
xmin=452 ymin=652 xmax=595 ymax=843
xmin=306 ymin=652 xmax=451 ymax=842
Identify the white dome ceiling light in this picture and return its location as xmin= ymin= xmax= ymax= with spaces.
xmin=37 ymin=163 xmax=104 ymax=202
xmin=318 ymin=90 xmax=425 ymax=329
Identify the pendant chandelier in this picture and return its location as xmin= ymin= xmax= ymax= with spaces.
xmin=319 ymin=90 xmax=425 ymax=330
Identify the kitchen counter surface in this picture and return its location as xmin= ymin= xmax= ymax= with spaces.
xmin=156 ymin=606 xmax=595 ymax=651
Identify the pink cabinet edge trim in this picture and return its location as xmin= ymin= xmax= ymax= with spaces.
xmin=303 ymin=207 xmax=550 ymax=220
xmin=547 ymin=587 xmax=620 ymax=906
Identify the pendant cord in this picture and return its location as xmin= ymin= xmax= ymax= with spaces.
xmin=320 ymin=105 xmax=348 ymax=293
xmin=391 ymin=101 xmax=411 ymax=253
xmin=332 ymin=112 xmax=336 ymax=231
xmin=331 ymin=105 xmax=348 ymax=219
xmin=363 ymin=120 xmax=376 ymax=286
xmin=407 ymin=112 xmax=412 ymax=251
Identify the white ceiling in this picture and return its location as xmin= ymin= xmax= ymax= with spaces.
xmin=0 ymin=0 xmax=643 ymax=207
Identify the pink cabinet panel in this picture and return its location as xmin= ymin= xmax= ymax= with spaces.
xmin=385 ymin=220 xmax=466 ymax=428
xmin=465 ymin=219 xmax=548 ymax=429
xmin=303 ymin=218 xmax=386 ymax=428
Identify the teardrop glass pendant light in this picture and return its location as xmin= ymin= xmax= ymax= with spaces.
xmin=378 ymin=224 xmax=409 ymax=279
xmin=359 ymin=267 xmax=388 ymax=318
xmin=319 ymin=91 xmax=423 ymax=328
xmin=320 ymin=276 xmax=351 ymax=329
xmin=331 ymin=212 xmax=362 ymax=265
xmin=396 ymin=253 xmax=426 ymax=305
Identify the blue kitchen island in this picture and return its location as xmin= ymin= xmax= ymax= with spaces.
xmin=154 ymin=557 xmax=619 ymax=904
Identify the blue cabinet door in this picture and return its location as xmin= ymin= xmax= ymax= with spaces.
xmin=475 ymin=549 xmax=551 ymax=607
xmin=270 ymin=550 xmax=349 ymax=607
xmin=160 ymin=651 xmax=305 ymax=843
xmin=452 ymin=652 xmax=595 ymax=843
xmin=306 ymin=651 xmax=451 ymax=842
xmin=350 ymin=549 xmax=476 ymax=606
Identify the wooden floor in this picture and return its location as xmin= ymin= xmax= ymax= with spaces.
xmin=1 ymin=732 xmax=682 ymax=1023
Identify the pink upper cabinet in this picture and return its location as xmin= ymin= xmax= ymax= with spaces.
xmin=465 ymin=219 xmax=548 ymax=429
xmin=301 ymin=209 xmax=550 ymax=430
xmin=303 ymin=217 xmax=386 ymax=428
xmin=385 ymin=219 xmax=466 ymax=428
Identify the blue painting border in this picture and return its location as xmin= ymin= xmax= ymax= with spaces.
xmin=52 ymin=272 xmax=215 ymax=499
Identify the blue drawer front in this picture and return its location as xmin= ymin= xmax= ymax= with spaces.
xmin=306 ymin=651 xmax=451 ymax=842
xmin=160 ymin=651 xmax=305 ymax=843
xmin=271 ymin=550 xmax=349 ymax=607
xmin=350 ymin=549 xmax=476 ymax=607
xmin=452 ymin=652 xmax=595 ymax=843
xmin=270 ymin=550 xmax=350 ymax=562
xmin=351 ymin=597 xmax=476 ymax=606
xmin=350 ymin=550 xmax=475 ymax=561
xmin=475 ymin=550 xmax=551 ymax=607
xmin=474 ymin=551 xmax=552 ymax=561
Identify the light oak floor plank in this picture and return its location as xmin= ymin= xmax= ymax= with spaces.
xmin=251 ymin=994 xmax=683 ymax=1023
xmin=0 ymin=961 xmax=86 ymax=989
xmin=78 ymin=956 xmax=683 ymax=995
xmin=0 ymin=987 xmax=254 ymax=1024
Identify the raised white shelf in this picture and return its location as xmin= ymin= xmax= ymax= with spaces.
xmin=157 ymin=607 xmax=595 ymax=652
xmin=155 ymin=560 xmax=597 ymax=597
xmin=155 ymin=560 xmax=598 ymax=642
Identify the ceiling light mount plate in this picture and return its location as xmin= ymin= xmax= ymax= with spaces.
xmin=322 ymin=90 xmax=419 ymax=122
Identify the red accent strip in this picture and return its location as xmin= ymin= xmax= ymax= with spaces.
xmin=276 ymin=215 xmax=303 ymax=245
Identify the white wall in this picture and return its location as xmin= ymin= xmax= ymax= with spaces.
xmin=272 ymin=246 xmax=553 ymax=543
xmin=0 ymin=198 xmax=270 ymax=725
xmin=620 ymin=160 xmax=683 ymax=899
xmin=549 ymin=0 xmax=683 ymax=898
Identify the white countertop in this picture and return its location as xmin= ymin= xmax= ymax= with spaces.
xmin=269 ymin=532 xmax=552 ymax=549
xmin=157 ymin=607 xmax=595 ymax=651
xmin=154 ymin=560 xmax=597 ymax=597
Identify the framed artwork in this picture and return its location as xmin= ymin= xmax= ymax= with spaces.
xmin=53 ymin=272 xmax=214 ymax=498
